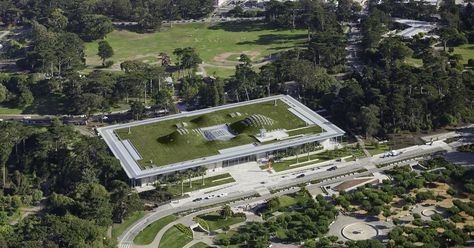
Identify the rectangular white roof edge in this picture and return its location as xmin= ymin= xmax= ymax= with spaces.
xmin=97 ymin=95 xmax=345 ymax=179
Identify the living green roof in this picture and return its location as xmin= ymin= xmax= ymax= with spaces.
xmin=115 ymin=99 xmax=323 ymax=168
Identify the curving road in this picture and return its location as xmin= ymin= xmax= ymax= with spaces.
xmin=117 ymin=135 xmax=462 ymax=248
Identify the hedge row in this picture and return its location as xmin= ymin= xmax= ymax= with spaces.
xmin=175 ymin=223 xmax=193 ymax=238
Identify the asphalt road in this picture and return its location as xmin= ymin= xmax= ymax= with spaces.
xmin=118 ymin=139 xmax=454 ymax=248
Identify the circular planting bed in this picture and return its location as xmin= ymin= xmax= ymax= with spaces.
xmin=342 ymin=223 xmax=379 ymax=240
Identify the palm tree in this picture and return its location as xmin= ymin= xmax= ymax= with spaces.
xmin=159 ymin=52 xmax=171 ymax=67
xmin=175 ymin=171 xmax=185 ymax=196
xmin=220 ymin=205 xmax=233 ymax=220
xmin=197 ymin=167 xmax=207 ymax=186
xmin=184 ymin=169 xmax=194 ymax=189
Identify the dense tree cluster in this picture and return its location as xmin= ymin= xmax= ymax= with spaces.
xmin=0 ymin=120 xmax=142 ymax=247
xmin=457 ymin=144 xmax=474 ymax=153
xmin=215 ymin=222 xmax=270 ymax=248
xmin=215 ymin=191 xmax=338 ymax=247
xmin=0 ymin=0 xmax=214 ymax=32
xmin=267 ymin=194 xmax=338 ymax=242
xmin=0 ymin=58 xmax=173 ymax=115
xmin=264 ymin=0 xmax=359 ymax=29
xmin=332 ymin=158 xmax=474 ymax=247
xmin=388 ymin=221 xmax=469 ymax=247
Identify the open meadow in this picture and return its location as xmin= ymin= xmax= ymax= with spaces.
xmin=84 ymin=21 xmax=307 ymax=77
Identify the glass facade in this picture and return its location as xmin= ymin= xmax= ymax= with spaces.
xmin=222 ymin=154 xmax=257 ymax=167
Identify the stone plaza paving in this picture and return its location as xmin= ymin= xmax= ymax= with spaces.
xmin=328 ymin=214 xmax=394 ymax=241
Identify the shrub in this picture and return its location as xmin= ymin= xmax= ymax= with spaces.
xmin=413 ymin=213 xmax=421 ymax=219
xmin=412 ymin=219 xmax=424 ymax=226
xmin=468 ymin=59 xmax=474 ymax=67
xmin=450 ymin=214 xmax=464 ymax=223
xmin=430 ymin=214 xmax=443 ymax=221
xmin=449 ymin=206 xmax=461 ymax=215
xmin=393 ymin=218 xmax=401 ymax=225
xmin=193 ymin=217 xmax=209 ymax=231
xmin=435 ymin=195 xmax=446 ymax=202
xmin=447 ymin=188 xmax=457 ymax=196
xmin=233 ymin=212 xmax=246 ymax=218
xmin=175 ymin=223 xmax=193 ymax=238
xmin=104 ymin=60 xmax=114 ymax=68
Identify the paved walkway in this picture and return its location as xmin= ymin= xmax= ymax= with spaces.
xmin=328 ymin=214 xmax=394 ymax=241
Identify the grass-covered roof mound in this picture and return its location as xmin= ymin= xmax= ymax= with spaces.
xmin=116 ymin=99 xmax=316 ymax=168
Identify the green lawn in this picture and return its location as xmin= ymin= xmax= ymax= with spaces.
xmin=204 ymin=66 xmax=236 ymax=78
xmin=133 ymin=214 xmax=177 ymax=245
xmin=0 ymin=105 xmax=23 ymax=115
xmin=405 ymin=57 xmax=423 ymax=67
xmin=85 ymin=21 xmax=307 ymax=77
xmin=112 ymin=211 xmax=146 ymax=239
xmin=452 ymin=44 xmax=474 ymax=64
xmin=278 ymin=195 xmax=297 ymax=208
xmin=191 ymin=242 xmax=212 ymax=248
xmin=214 ymin=230 xmax=240 ymax=248
xmin=266 ymin=146 xmax=366 ymax=172
xmin=166 ymin=173 xmax=235 ymax=196
xmin=197 ymin=212 xmax=246 ymax=231
xmin=158 ymin=225 xmax=193 ymax=248
xmin=116 ymin=99 xmax=316 ymax=167
xmin=365 ymin=143 xmax=390 ymax=156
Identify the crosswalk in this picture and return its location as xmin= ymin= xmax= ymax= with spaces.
xmin=120 ymin=242 xmax=132 ymax=248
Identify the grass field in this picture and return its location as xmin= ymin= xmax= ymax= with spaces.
xmin=116 ymin=99 xmax=321 ymax=167
xmin=84 ymin=21 xmax=307 ymax=77
xmin=405 ymin=57 xmax=423 ymax=67
xmin=158 ymin=225 xmax=193 ymax=248
xmin=166 ymin=173 xmax=235 ymax=196
xmin=197 ymin=212 xmax=246 ymax=231
xmin=365 ymin=143 xmax=391 ymax=156
xmin=453 ymin=44 xmax=474 ymax=64
xmin=133 ymin=214 xmax=177 ymax=245
xmin=191 ymin=242 xmax=212 ymax=248
xmin=278 ymin=195 xmax=297 ymax=208
xmin=112 ymin=211 xmax=146 ymax=239
xmin=0 ymin=105 xmax=23 ymax=115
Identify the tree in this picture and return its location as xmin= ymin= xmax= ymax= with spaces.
xmin=159 ymin=52 xmax=171 ymax=67
xmin=0 ymin=84 xmax=7 ymax=103
xmin=175 ymin=171 xmax=185 ymax=196
xmin=438 ymin=27 xmax=467 ymax=51
xmin=110 ymin=180 xmax=143 ymax=222
xmin=266 ymin=197 xmax=280 ymax=211
xmin=73 ymin=182 xmax=113 ymax=227
xmin=74 ymin=14 xmax=113 ymax=41
xmin=197 ymin=166 xmax=207 ymax=186
xmin=220 ymin=205 xmax=233 ymax=220
xmin=377 ymin=38 xmax=413 ymax=66
xmin=359 ymin=105 xmax=380 ymax=138
xmin=46 ymin=8 xmax=68 ymax=32
xmin=130 ymin=100 xmax=145 ymax=120
xmin=155 ymin=89 xmax=177 ymax=113
xmin=112 ymin=0 xmax=133 ymax=20
xmin=97 ymin=40 xmax=114 ymax=67
xmin=173 ymin=47 xmax=202 ymax=77
xmin=337 ymin=0 xmax=354 ymax=21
